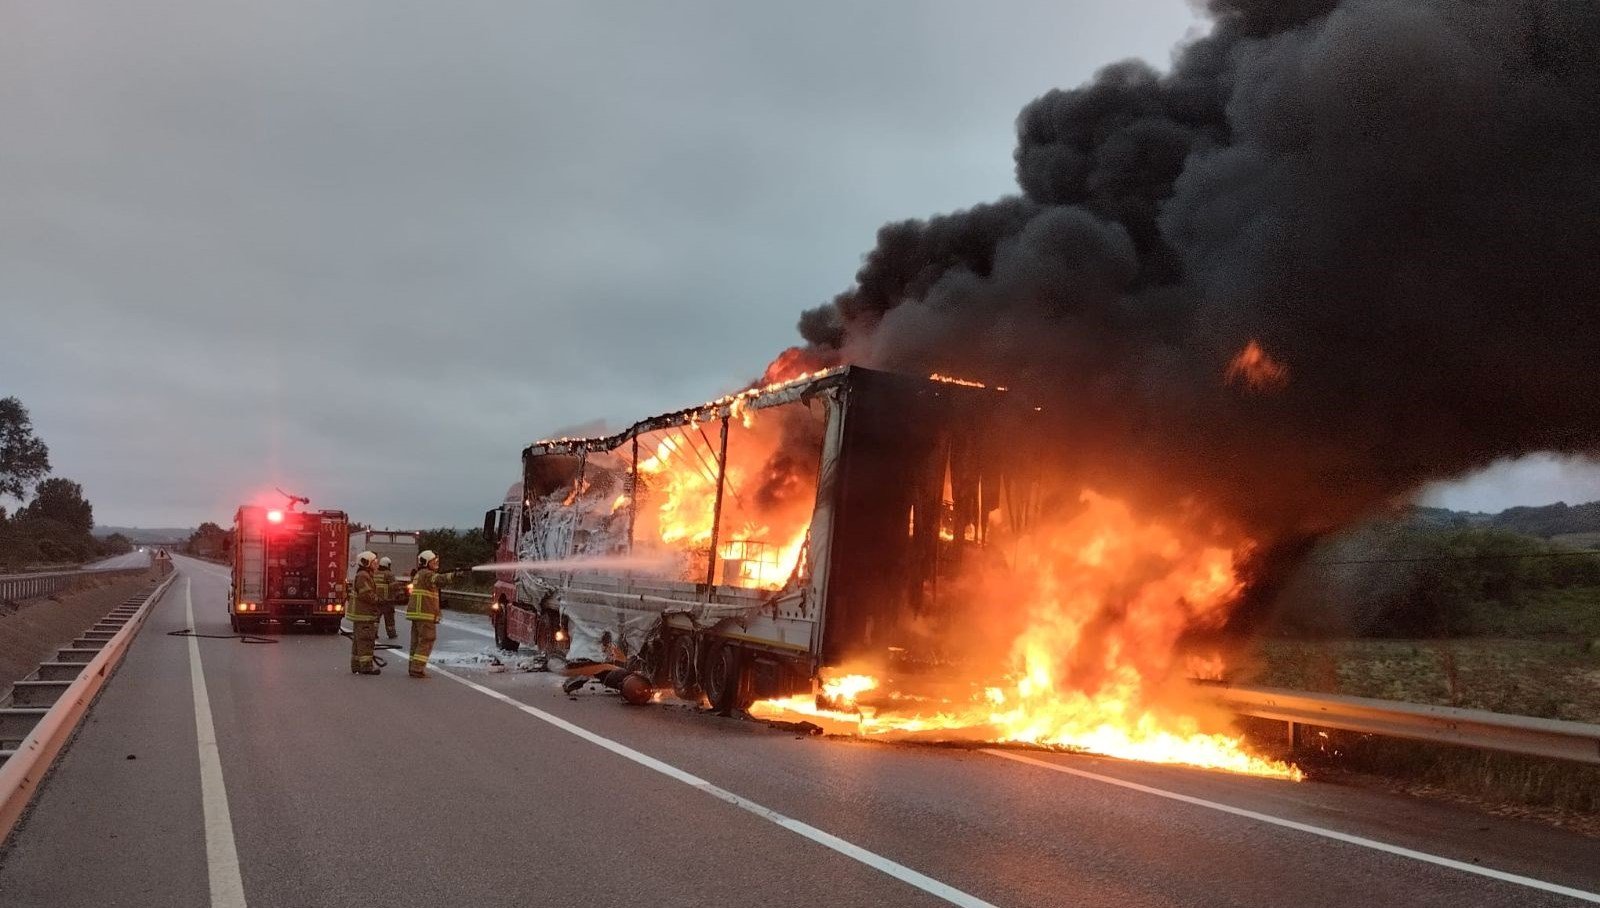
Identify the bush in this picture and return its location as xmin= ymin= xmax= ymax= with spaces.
xmin=1274 ymin=524 xmax=1600 ymax=639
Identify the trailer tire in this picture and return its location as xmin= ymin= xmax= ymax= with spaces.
xmin=703 ymin=642 xmax=752 ymax=714
xmin=668 ymin=635 xmax=700 ymax=702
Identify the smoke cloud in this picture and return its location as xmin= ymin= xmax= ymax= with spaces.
xmin=797 ymin=0 xmax=1600 ymax=565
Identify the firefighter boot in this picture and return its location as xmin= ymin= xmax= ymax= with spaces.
xmin=408 ymin=620 xmax=437 ymax=677
xmin=351 ymin=619 xmax=380 ymax=674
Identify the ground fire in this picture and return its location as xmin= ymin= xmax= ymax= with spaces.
xmin=745 ymin=476 xmax=1301 ymax=780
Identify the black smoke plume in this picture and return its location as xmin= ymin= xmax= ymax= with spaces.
xmin=796 ymin=0 xmax=1600 ymax=565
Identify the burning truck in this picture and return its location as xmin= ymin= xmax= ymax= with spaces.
xmin=485 ymin=366 xmax=1016 ymax=704
xmin=483 ymin=364 xmax=1298 ymax=777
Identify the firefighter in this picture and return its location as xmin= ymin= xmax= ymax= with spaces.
xmin=348 ymin=551 xmax=383 ymax=675
xmin=375 ymin=556 xmax=399 ymax=640
xmin=404 ymin=549 xmax=449 ymax=678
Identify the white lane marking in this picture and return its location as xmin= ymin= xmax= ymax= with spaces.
xmin=185 ymin=578 xmax=249 ymax=908
xmin=435 ymin=666 xmax=997 ymax=908
xmin=983 ymin=749 xmax=1600 ymax=904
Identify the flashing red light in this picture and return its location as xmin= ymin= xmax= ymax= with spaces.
xmin=266 ymin=509 xmax=284 ymax=524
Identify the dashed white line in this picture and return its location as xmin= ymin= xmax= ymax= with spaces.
xmin=983 ymin=748 xmax=1600 ymax=905
xmin=435 ymin=665 xmax=998 ymax=908
xmin=185 ymin=578 xmax=249 ymax=908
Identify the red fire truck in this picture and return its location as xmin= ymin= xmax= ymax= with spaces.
xmin=230 ymin=498 xmax=350 ymax=634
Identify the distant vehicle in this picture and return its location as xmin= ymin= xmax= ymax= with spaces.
xmin=346 ymin=529 xmax=421 ymax=581
xmin=482 ymin=366 xmax=1018 ymax=710
xmin=230 ymin=501 xmax=349 ymax=633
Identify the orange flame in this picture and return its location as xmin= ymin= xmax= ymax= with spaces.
xmin=630 ymin=365 xmax=821 ymax=590
xmin=751 ymin=491 xmax=1302 ymax=779
xmin=1225 ymin=340 xmax=1289 ymax=393
xmin=928 ymin=372 xmax=988 ymax=389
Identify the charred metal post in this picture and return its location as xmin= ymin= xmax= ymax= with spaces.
xmin=627 ymin=432 xmax=639 ymax=553
xmin=704 ymin=416 xmax=730 ymax=589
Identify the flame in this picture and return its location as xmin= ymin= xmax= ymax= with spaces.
xmin=1225 ymin=340 xmax=1289 ymax=393
xmin=628 ymin=358 xmax=824 ymax=589
xmin=751 ymin=491 xmax=1302 ymax=780
xmin=929 ymin=372 xmax=988 ymax=389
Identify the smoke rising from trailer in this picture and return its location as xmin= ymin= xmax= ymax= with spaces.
xmin=796 ymin=0 xmax=1600 ymax=565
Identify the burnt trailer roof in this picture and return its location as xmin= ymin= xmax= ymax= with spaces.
xmin=523 ymin=366 xmax=851 ymax=458
xmin=521 ymin=366 xmax=1008 ymax=460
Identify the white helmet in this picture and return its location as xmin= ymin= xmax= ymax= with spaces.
xmin=378 ymin=556 xmax=392 ymax=569
xmin=357 ymin=551 xmax=378 ymax=569
xmin=418 ymin=550 xmax=438 ymax=567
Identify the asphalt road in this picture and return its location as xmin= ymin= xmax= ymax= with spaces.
xmin=1 ymin=555 xmax=1596 ymax=907
xmin=85 ymin=550 xmax=153 ymax=571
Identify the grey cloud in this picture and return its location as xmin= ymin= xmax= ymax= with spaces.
xmin=3 ymin=0 xmax=1199 ymax=527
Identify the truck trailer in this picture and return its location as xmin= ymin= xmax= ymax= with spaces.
xmin=483 ymin=365 xmax=1028 ymax=710
xmin=346 ymin=529 xmax=421 ymax=581
xmin=230 ymin=503 xmax=350 ymax=633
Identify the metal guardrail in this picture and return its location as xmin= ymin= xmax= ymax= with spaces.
xmin=0 ymin=566 xmax=151 ymax=603
xmin=0 ymin=571 xmax=177 ymax=840
xmin=1216 ymin=684 xmax=1600 ymax=765
xmin=440 ymin=589 xmax=493 ymax=611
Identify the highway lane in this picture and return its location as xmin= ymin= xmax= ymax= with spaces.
xmin=1 ymin=555 xmax=1596 ymax=907
xmin=84 ymin=550 xmax=153 ymax=571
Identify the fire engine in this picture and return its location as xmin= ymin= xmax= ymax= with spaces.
xmin=230 ymin=496 xmax=350 ymax=634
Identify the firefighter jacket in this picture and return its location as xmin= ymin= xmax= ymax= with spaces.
xmin=376 ymin=569 xmax=397 ymax=604
xmin=405 ymin=567 xmax=443 ymax=623
xmin=347 ymin=568 xmax=382 ymax=622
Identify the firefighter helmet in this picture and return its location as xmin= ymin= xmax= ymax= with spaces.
xmin=356 ymin=551 xmax=378 ymax=569
xmin=378 ymin=556 xmax=392 ymax=569
xmin=418 ymin=550 xmax=438 ymax=567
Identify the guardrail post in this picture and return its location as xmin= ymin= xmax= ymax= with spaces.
xmin=1286 ymin=720 xmax=1298 ymax=753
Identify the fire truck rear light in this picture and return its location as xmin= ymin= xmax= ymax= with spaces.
xmin=266 ymin=509 xmax=284 ymax=523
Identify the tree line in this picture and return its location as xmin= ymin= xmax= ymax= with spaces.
xmin=1273 ymin=524 xmax=1600 ymax=638
xmin=0 ymin=397 xmax=132 ymax=570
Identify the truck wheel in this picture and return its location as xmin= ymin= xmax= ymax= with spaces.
xmin=229 ymin=614 xmax=241 ymax=633
xmin=702 ymin=643 xmax=751 ymax=714
xmin=668 ymin=636 xmax=700 ymax=701
xmin=493 ymin=609 xmax=519 ymax=652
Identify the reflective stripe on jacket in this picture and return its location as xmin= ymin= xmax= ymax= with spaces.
xmin=405 ymin=567 xmax=442 ymax=622
xmin=347 ymin=569 xmax=381 ymax=622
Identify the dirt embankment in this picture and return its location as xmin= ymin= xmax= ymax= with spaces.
xmin=0 ymin=570 xmax=158 ymax=697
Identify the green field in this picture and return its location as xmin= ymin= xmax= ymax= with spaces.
xmin=1252 ymin=637 xmax=1600 ymax=723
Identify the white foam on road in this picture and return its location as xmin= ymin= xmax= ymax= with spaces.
xmin=984 ymin=748 xmax=1600 ymax=905
xmin=185 ymin=577 xmax=249 ymax=908
xmin=436 ymin=666 xmax=999 ymax=908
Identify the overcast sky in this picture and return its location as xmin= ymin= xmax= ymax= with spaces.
xmin=4 ymin=1 xmax=1596 ymax=529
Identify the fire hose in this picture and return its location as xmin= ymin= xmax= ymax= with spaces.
xmin=338 ymin=628 xmax=404 ymax=667
xmin=167 ymin=628 xmax=278 ymax=645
